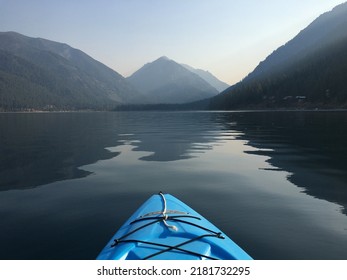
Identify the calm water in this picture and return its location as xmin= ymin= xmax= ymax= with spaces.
xmin=1 ymin=111 xmax=347 ymax=260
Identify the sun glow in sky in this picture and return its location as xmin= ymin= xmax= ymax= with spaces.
xmin=1 ymin=0 xmax=345 ymax=85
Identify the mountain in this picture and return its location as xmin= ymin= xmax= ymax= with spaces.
xmin=181 ymin=64 xmax=229 ymax=92
xmin=0 ymin=32 xmax=143 ymax=111
xmin=209 ymin=2 xmax=347 ymax=110
xmin=126 ymin=56 xmax=219 ymax=104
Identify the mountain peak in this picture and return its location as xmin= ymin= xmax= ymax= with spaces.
xmin=157 ymin=56 xmax=171 ymax=61
xmin=127 ymin=57 xmax=219 ymax=104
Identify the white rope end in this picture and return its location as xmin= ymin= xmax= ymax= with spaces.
xmin=169 ymin=225 xmax=178 ymax=232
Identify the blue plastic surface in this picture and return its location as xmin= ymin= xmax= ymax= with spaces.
xmin=97 ymin=193 xmax=253 ymax=260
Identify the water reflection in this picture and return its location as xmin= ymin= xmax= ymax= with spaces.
xmin=1 ymin=111 xmax=347 ymax=260
xmin=118 ymin=112 xmax=225 ymax=161
xmin=2 ymin=111 xmax=347 ymax=219
xmin=0 ymin=113 xmax=120 ymax=190
xmin=213 ymin=111 xmax=347 ymax=215
xmin=0 ymin=112 xmax=227 ymax=190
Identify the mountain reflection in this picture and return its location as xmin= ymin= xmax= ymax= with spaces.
xmin=2 ymin=109 xmax=347 ymax=220
xmin=0 ymin=113 xmax=121 ymax=190
xmin=0 ymin=112 xmax=224 ymax=190
xmin=122 ymin=112 xmax=222 ymax=161
xmin=214 ymin=111 xmax=347 ymax=215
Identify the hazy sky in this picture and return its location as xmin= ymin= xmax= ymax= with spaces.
xmin=1 ymin=0 xmax=345 ymax=85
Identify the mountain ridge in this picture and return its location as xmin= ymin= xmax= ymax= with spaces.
xmin=180 ymin=63 xmax=229 ymax=92
xmin=244 ymin=2 xmax=347 ymax=82
xmin=0 ymin=31 xmax=143 ymax=110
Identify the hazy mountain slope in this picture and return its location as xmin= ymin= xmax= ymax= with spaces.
xmin=0 ymin=32 xmax=142 ymax=110
xmin=209 ymin=2 xmax=347 ymax=109
xmin=245 ymin=2 xmax=347 ymax=82
xmin=181 ymin=63 xmax=229 ymax=92
xmin=127 ymin=56 xmax=219 ymax=104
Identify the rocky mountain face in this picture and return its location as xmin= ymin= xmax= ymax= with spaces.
xmin=126 ymin=56 xmax=219 ymax=104
xmin=0 ymin=32 xmax=142 ymax=111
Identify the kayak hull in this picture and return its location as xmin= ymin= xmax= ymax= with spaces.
xmin=97 ymin=193 xmax=252 ymax=260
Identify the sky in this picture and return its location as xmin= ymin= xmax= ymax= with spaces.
xmin=1 ymin=0 xmax=346 ymax=85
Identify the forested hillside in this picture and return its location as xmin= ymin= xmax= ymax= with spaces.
xmin=209 ymin=2 xmax=347 ymax=110
xmin=0 ymin=32 xmax=142 ymax=111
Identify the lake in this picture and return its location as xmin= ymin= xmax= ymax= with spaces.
xmin=1 ymin=110 xmax=347 ymax=260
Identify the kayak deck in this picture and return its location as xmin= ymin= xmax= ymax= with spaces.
xmin=97 ymin=192 xmax=252 ymax=260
